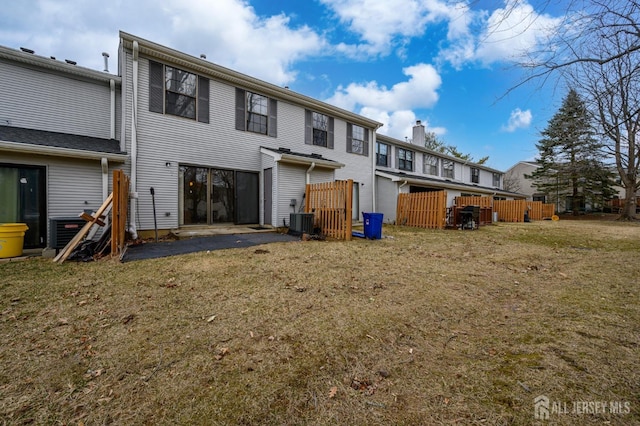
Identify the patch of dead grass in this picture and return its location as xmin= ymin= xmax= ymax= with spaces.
xmin=1 ymin=220 xmax=639 ymax=425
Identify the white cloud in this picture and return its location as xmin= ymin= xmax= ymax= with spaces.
xmin=320 ymin=0 xmax=469 ymax=57
xmin=438 ymin=0 xmax=561 ymax=69
xmin=502 ymin=108 xmax=532 ymax=132
xmin=325 ymin=63 xmax=443 ymax=139
xmin=327 ymin=63 xmax=441 ymax=110
xmin=0 ymin=0 xmax=326 ymax=85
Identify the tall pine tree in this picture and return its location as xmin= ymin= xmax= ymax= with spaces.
xmin=528 ymin=89 xmax=616 ymax=215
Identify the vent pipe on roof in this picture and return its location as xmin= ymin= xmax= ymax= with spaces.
xmin=200 ymin=54 xmax=206 ymax=59
xmin=102 ymin=52 xmax=110 ymax=72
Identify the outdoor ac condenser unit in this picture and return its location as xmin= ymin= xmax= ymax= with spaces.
xmin=49 ymin=217 xmax=85 ymax=249
xmin=288 ymin=213 xmax=314 ymax=235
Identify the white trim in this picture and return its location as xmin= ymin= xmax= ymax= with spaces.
xmin=0 ymin=141 xmax=127 ymax=162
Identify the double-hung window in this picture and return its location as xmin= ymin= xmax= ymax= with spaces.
xmin=424 ymin=155 xmax=439 ymax=175
xmin=471 ymin=167 xmax=480 ymax=183
xmin=347 ymin=124 xmax=369 ymax=156
xmin=493 ymin=173 xmax=501 ymax=187
xmin=149 ymin=60 xmax=209 ymax=123
xmin=305 ymin=110 xmax=334 ymax=148
xmin=442 ymin=160 xmax=454 ymax=178
xmin=235 ymin=88 xmax=277 ymax=137
xmin=398 ymin=148 xmax=414 ymax=171
xmin=376 ymin=143 xmax=389 ymax=166
xmin=246 ymin=92 xmax=268 ymax=134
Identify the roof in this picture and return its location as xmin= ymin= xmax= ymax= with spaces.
xmin=0 ymin=45 xmax=121 ymax=85
xmin=119 ymin=31 xmax=383 ymax=131
xmin=376 ymin=169 xmax=525 ymax=198
xmin=261 ymin=147 xmax=344 ymax=169
xmin=376 ymin=133 xmax=505 ymax=174
xmin=0 ymin=125 xmax=127 ymax=162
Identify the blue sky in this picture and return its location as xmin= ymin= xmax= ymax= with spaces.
xmin=0 ymin=0 xmax=570 ymax=171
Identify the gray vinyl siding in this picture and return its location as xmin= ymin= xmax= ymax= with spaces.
xmin=1 ymin=151 xmax=111 ymax=246
xmin=277 ymin=164 xmax=306 ymax=227
xmin=375 ymin=176 xmax=398 ymax=223
xmin=120 ymin=52 xmax=377 ymax=231
xmin=0 ymin=60 xmax=117 ymax=140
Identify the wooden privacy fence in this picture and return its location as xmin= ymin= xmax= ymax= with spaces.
xmin=397 ymin=191 xmax=447 ymax=229
xmin=111 ymin=169 xmax=130 ymax=257
xmin=454 ymin=196 xmax=493 ymax=225
xmin=494 ymin=199 xmax=527 ymax=222
xmin=305 ymin=179 xmax=353 ymax=240
xmin=542 ymin=203 xmax=555 ymax=219
xmin=455 ymin=196 xmax=493 ymax=208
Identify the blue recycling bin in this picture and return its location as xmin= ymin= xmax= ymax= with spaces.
xmin=362 ymin=212 xmax=383 ymax=239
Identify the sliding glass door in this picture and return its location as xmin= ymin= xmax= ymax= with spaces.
xmin=181 ymin=166 xmax=257 ymax=225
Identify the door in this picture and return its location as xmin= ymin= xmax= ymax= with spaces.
xmin=0 ymin=164 xmax=46 ymax=248
xmin=211 ymin=169 xmax=235 ymax=223
xmin=182 ymin=166 xmax=208 ymax=225
xmin=263 ymin=168 xmax=273 ymax=225
xmin=352 ymin=181 xmax=359 ymax=221
xmin=236 ymin=171 xmax=259 ymax=224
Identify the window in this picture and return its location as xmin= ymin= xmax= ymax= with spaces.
xmin=471 ymin=167 xmax=480 ymax=183
xmin=493 ymin=173 xmax=501 ymax=187
xmin=235 ymin=88 xmax=277 ymax=137
xmin=376 ymin=143 xmax=389 ymax=166
xmin=424 ymin=155 xmax=439 ymax=175
xmin=313 ymin=112 xmax=328 ymax=146
xmin=149 ymin=60 xmax=209 ymax=123
xmin=442 ymin=160 xmax=454 ymax=178
xmin=305 ymin=110 xmax=334 ymax=148
xmin=347 ymin=124 xmax=369 ymax=156
xmin=246 ymin=92 xmax=268 ymax=134
xmin=398 ymin=148 xmax=414 ymax=171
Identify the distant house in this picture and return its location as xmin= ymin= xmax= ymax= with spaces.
xmin=375 ymin=121 xmax=523 ymax=223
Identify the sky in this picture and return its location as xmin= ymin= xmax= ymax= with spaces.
xmin=0 ymin=0 xmax=571 ymax=171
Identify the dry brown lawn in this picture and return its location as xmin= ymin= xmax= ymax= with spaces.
xmin=1 ymin=220 xmax=639 ymax=425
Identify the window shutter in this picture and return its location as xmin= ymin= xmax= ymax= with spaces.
xmin=363 ymin=128 xmax=369 ymax=157
xmin=268 ymin=98 xmax=277 ymax=138
xmin=149 ymin=60 xmax=164 ymax=113
xmin=235 ymin=88 xmax=246 ymax=131
xmin=304 ymin=110 xmax=312 ymax=145
xmin=197 ymin=76 xmax=209 ymax=123
xmin=346 ymin=123 xmax=353 ymax=153
xmin=327 ymin=117 xmax=334 ymax=149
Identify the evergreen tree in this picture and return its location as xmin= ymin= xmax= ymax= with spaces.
xmin=527 ymin=89 xmax=616 ymax=214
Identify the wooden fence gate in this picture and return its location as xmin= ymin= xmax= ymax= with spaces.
xmin=305 ymin=180 xmax=353 ymax=240
xmin=111 ymin=169 xmax=130 ymax=257
xmin=396 ymin=191 xmax=447 ymax=229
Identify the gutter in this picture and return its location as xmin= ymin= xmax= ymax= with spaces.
xmin=0 ymin=141 xmax=127 ymax=162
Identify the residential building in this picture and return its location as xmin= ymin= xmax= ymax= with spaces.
xmin=375 ymin=121 xmax=522 ymax=223
xmin=0 ymin=45 xmax=126 ymax=250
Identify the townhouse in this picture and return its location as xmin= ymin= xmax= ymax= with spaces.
xmin=375 ymin=121 xmax=522 ymax=223
xmin=1 ymin=31 xmax=521 ymax=252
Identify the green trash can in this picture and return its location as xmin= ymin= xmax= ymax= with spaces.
xmin=0 ymin=223 xmax=29 ymax=258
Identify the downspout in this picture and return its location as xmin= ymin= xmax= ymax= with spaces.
xmin=129 ymin=40 xmax=139 ymax=239
xmin=101 ymin=157 xmax=109 ymax=201
xmin=109 ymin=79 xmax=116 ymax=140
xmin=371 ymin=130 xmax=377 ymax=212
xmin=399 ymin=180 xmax=408 ymax=190
xmin=306 ymin=162 xmax=315 ymax=185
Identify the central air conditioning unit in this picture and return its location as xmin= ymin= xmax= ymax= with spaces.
xmin=49 ymin=217 xmax=86 ymax=249
xmin=288 ymin=213 xmax=314 ymax=235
